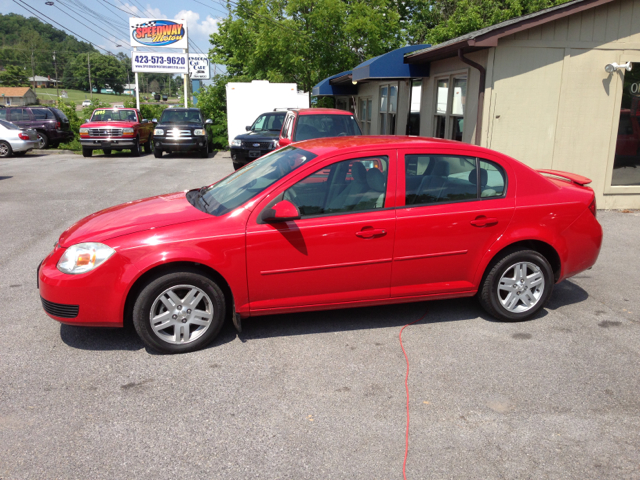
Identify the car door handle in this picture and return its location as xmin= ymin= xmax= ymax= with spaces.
xmin=470 ymin=216 xmax=498 ymax=227
xmin=356 ymin=228 xmax=387 ymax=239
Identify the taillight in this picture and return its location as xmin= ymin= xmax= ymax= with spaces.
xmin=18 ymin=132 xmax=30 ymax=140
xmin=588 ymin=197 xmax=597 ymax=218
xmin=56 ymin=121 xmax=61 ymax=129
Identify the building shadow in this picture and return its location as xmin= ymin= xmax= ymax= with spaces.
xmin=59 ymin=279 xmax=589 ymax=352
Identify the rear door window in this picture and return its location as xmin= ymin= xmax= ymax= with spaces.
xmin=31 ymin=108 xmax=55 ymax=120
xmin=8 ymin=108 xmax=30 ymax=121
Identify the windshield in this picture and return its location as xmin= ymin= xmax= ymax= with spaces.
xmin=91 ymin=109 xmax=138 ymax=122
xmin=294 ymin=114 xmax=361 ymax=141
xmin=251 ymin=113 xmax=285 ymax=132
xmin=0 ymin=119 xmax=20 ymax=130
xmin=196 ymin=146 xmax=317 ymax=216
xmin=160 ymin=109 xmax=202 ymax=124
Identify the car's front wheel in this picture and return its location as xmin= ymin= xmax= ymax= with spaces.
xmin=82 ymin=148 xmax=92 ymax=157
xmin=478 ymin=249 xmax=554 ymax=322
xmin=131 ymin=138 xmax=142 ymax=157
xmin=154 ymin=148 xmax=163 ymax=158
xmin=132 ymin=270 xmax=226 ymax=354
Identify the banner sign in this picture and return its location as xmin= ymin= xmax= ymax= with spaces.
xmin=129 ymin=18 xmax=188 ymax=49
xmin=131 ymin=52 xmax=188 ymax=73
xmin=189 ymin=54 xmax=210 ymax=79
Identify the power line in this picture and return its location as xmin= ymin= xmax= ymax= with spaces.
xmin=63 ymin=0 xmax=130 ymax=37
xmin=52 ymin=3 xmax=131 ymax=49
xmin=12 ymin=0 xmax=115 ymax=54
xmin=191 ymin=0 xmax=228 ymax=17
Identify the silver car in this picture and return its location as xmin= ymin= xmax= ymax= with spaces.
xmin=0 ymin=119 xmax=39 ymax=157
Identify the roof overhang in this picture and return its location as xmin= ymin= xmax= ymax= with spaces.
xmin=352 ymin=45 xmax=431 ymax=82
xmin=312 ymin=71 xmax=358 ymax=96
xmin=405 ymin=0 xmax=616 ymax=64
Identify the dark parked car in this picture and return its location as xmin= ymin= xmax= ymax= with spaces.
xmin=152 ymin=108 xmax=213 ymax=158
xmin=230 ymin=111 xmax=286 ymax=170
xmin=0 ymin=106 xmax=72 ymax=149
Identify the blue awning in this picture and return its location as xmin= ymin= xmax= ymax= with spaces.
xmin=312 ymin=70 xmax=358 ymax=96
xmin=351 ymin=45 xmax=431 ymax=82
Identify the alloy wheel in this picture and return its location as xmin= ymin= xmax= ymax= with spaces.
xmin=497 ymin=261 xmax=545 ymax=313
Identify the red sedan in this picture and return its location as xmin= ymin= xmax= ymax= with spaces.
xmin=38 ymin=137 xmax=602 ymax=354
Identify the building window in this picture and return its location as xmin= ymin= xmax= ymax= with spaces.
xmin=358 ymin=97 xmax=372 ymax=134
xmin=335 ymin=97 xmax=355 ymax=112
xmin=434 ymin=75 xmax=467 ymax=141
xmin=407 ymin=79 xmax=422 ymax=135
xmin=612 ymin=62 xmax=640 ymax=186
xmin=379 ymin=84 xmax=398 ymax=134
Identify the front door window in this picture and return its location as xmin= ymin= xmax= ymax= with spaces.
xmin=612 ymin=62 xmax=640 ymax=186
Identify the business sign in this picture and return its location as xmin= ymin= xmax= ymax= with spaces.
xmin=189 ymin=54 xmax=210 ymax=79
xmin=129 ymin=18 xmax=188 ymax=49
xmin=131 ymin=52 xmax=188 ymax=73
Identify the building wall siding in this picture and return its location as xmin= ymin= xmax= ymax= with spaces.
xmin=484 ymin=0 xmax=640 ymax=208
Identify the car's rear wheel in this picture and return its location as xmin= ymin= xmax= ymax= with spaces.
xmin=36 ymin=131 xmax=49 ymax=149
xmin=82 ymin=148 xmax=92 ymax=157
xmin=0 ymin=141 xmax=13 ymax=157
xmin=132 ymin=270 xmax=226 ymax=354
xmin=103 ymin=149 xmax=112 ymax=155
xmin=154 ymin=148 xmax=163 ymax=158
xmin=478 ymin=249 xmax=554 ymax=322
xmin=144 ymin=137 xmax=153 ymax=154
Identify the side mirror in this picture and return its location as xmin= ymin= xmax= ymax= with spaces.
xmin=245 ymin=125 xmax=251 ymax=131
xmin=86 ymin=118 xmax=90 ymax=122
xmin=279 ymin=138 xmax=292 ymax=147
xmin=152 ymin=118 xmax=157 ymax=123
xmin=263 ymin=200 xmax=300 ymax=223
xmin=205 ymin=119 xmax=213 ymax=124
xmin=142 ymin=118 xmax=148 ymax=123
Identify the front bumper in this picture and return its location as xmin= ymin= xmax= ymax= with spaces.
xmin=155 ymin=137 xmax=207 ymax=152
xmin=11 ymin=139 xmax=38 ymax=152
xmin=81 ymin=138 xmax=136 ymax=150
xmin=230 ymin=147 xmax=274 ymax=165
xmin=38 ymin=246 xmax=131 ymax=327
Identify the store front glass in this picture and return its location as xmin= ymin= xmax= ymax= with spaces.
xmin=612 ymin=62 xmax=640 ymax=186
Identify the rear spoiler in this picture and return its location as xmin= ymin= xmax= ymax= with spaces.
xmin=537 ymin=169 xmax=592 ymax=186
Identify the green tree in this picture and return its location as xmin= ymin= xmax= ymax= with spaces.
xmin=210 ymin=0 xmax=404 ymax=94
xmin=66 ymin=52 xmax=126 ymax=93
xmin=194 ymin=74 xmax=234 ymax=149
xmin=0 ymin=65 xmax=28 ymax=86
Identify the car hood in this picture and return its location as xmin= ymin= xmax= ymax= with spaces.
xmin=233 ymin=131 xmax=280 ymax=142
xmin=58 ymin=192 xmax=210 ymax=247
xmin=80 ymin=121 xmax=139 ymax=128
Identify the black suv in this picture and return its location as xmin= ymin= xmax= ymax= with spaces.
xmin=152 ymin=108 xmax=213 ymax=158
xmin=230 ymin=111 xmax=286 ymax=170
xmin=0 ymin=106 xmax=72 ymax=149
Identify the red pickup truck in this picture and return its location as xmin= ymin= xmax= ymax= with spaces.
xmin=79 ymin=108 xmax=154 ymax=157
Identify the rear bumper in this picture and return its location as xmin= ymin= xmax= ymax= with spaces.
xmin=558 ymin=208 xmax=603 ymax=281
xmin=155 ymin=137 xmax=207 ymax=152
xmin=81 ymin=138 xmax=136 ymax=149
xmin=12 ymin=139 xmax=39 ymax=152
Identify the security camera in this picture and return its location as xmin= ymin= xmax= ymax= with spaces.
xmin=605 ymin=62 xmax=632 ymax=73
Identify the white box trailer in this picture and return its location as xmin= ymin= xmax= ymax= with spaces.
xmin=226 ymin=80 xmax=309 ymax=146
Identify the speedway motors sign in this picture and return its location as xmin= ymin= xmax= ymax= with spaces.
xmin=129 ymin=18 xmax=188 ymax=49
xmin=131 ymin=52 xmax=188 ymax=73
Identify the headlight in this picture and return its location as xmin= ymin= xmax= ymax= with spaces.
xmin=57 ymin=243 xmax=116 ymax=274
xmin=154 ymin=128 xmax=164 ymax=136
xmin=193 ymin=129 xmax=205 ymax=136
xmin=123 ymin=128 xmax=134 ymax=134
xmin=79 ymin=128 xmax=88 ymax=134
xmin=231 ymin=139 xmax=242 ymax=147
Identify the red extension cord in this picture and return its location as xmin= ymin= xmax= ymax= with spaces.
xmin=399 ymin=311 xmax=427 ymax=480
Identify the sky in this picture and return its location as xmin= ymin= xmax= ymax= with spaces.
xmin=2 ymin=0 xmax=227 ymax=79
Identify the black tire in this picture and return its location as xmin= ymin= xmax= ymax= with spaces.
xmin=478 ymin=249 xmax=554 ymax=322
xmin=144 ymin=137 xmax=153 ymax=154
xmin=199 ymin=142 xmax=209 ymax=158
xmin=82 ymin=148 xmax=92 ymax=157
xmin=103 ymin=149 xmax=112 ymax=155
xmin=154 ymin=148 xmax=163 ymax=158
xmin=131 ymin=138 xmax=142 ymax=157
xmin=232 ymin=161 xmax=244 ymax=170
xmin=132 ymin=269 xmax=226 ymax=354
xmin=0 ymin=141 xmax=12 ymax=157
xmin=36 ymin=131 xmax=49 ymax=149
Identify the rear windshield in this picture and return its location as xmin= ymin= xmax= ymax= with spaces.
xmin=0 ymin=119 xmax=19 ymax=130
xmin=294 ymin=114 xmax=361 ymax=141
xmin=160 ymin=109 xmax=202 ymax=124
xmin=91 ymin=109 xmax=138 ymax=122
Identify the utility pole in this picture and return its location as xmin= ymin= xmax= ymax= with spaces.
xmin=88 ymin=53 xmax=93 ymax=99
xmin=53 ymin=51 xmax=59 ymax=100
xmin=31 ymin=51 xmax=36 ymax=91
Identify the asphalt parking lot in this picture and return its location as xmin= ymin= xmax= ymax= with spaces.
xmin=1 ymin=151 xmax=639 ymax=480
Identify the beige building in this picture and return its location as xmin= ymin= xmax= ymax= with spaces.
xmin=315 ymin=0 xmax=640 ymax=208
xmin=0 ymin=87 xmax=38 ymax=106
